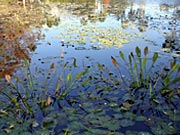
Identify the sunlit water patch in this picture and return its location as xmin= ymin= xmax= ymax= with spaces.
xmin=33 ymin=0 xmax=180 ymax=69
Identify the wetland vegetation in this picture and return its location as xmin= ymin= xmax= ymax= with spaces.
xmin=0 ymin=0 xmax=180 ymax=134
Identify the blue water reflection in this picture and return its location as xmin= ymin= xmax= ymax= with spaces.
xmin=32 ymin=0 xmax=180 ymax=70
xmin=17 ymin=1 xmax=180 ymax=134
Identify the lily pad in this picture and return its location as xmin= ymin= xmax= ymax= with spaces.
xmin=102 ymin=121 xmax=120 ymax=131
xmin=137 ymin=132 xmax=152 ymax=135
xmin=43 ymin=116 xmax=56 ymax=128
xmin=151 ymin=123 xmax=177 ymax=135
xmin=68 ymin=121 xmax=85 ymax=131
xmin=119 ymin=119 xmax=135 ymax=127
xmin=135 ymin=116 xmax=147 ymax=121
xmin=85 ymin=128 xmax=108 ymax=135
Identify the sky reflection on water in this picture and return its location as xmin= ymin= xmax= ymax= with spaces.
xmin=31 ymin=0 xmax=180 ymax=71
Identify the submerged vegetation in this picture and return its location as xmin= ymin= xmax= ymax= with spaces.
xmin=0 ymin=0 xmax=180 ymax=134
xmin=0 ymin=47 xmax=179 ymax=134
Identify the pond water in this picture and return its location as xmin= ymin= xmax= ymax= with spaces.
xmin=0 ymin=0 xmax=180 ymax=134
xmin=32 ymin=0 xmax=180 ymax=69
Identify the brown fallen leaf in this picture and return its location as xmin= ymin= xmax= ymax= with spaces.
xmin=5 ymin=74 xmax=11 ymax=83
xmin=45 ymin=96 xmax=51 ymax=106
xmin=111 ymin=56 xmax=118 ymax=67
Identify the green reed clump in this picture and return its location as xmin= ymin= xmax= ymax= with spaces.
xmin=0 ymin=58 xmax=90 ymax=134
xmin=111 ymin=46 xmax=180 ymax=97
xmin=0 ymin=48 xmax=179 ymax=134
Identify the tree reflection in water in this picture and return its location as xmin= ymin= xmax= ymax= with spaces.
xmin=0 ymin=1 xmax=43 ymax=78
xmin=162 ymin=8 xmax=180 ymax=54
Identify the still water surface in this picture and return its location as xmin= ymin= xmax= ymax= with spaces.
xmin=31 ymin=0 xmax=180 ymax=71
xmin=1 ymin=0 xmax=180 ymax=134
xmin=31 ymin=1 xmax=180 ymax=134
